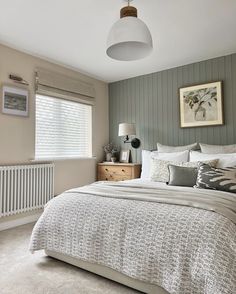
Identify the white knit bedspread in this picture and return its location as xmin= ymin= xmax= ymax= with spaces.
xmin=30 ymin=181 xmax=236 ymax=294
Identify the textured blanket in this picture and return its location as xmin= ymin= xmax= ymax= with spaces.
xmin=30 ymin=181 xmax=236 ymax=294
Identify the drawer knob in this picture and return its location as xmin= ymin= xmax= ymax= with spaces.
xmin=105 ymin=168 xmax=108 ymax=171
xmin=122 ymin=169 xmax=125 ymax=172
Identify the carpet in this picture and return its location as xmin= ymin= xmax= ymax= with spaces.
xmin=0 ymin=223 xmax=140 ymax=294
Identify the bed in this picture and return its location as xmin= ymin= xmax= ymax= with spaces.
xmin=30 ymin=179 xmax=236 ymax=294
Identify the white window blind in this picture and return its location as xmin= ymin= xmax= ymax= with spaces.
xmin=35 ymin=94 xmax=92 ymax=159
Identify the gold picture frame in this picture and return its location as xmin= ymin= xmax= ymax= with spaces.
xmin=179 ymin=81 xmax=223 ymax=128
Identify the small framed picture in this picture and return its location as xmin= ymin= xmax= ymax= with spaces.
xmin=2 ymin=85 xmax=28 ymax=117
xmin=179 ymin=81 xmax=223 ymax=128
xmin=119 ymin=149 xmax=130 ymax=163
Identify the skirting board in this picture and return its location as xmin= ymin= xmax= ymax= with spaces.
xmin=45 ymin=250 xmax=169 ymax=294
xmin=0 ymin=211 xmax=42 ymax=231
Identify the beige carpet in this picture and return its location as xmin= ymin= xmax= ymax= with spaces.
xmin=0 ymin=223 xmax=141 ymax=294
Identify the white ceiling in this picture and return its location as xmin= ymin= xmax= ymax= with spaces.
xmin=0 ymin=0 xmax=236 ymax=82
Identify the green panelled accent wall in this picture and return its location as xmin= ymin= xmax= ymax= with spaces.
xmin=109 ymin=53 xmax=236 ymax=163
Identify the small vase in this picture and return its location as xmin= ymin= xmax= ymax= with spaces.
xmin=111 ymin=156 xmax=116 ymax=163
xmin=106 ymin=153 xmax=112 ymax=162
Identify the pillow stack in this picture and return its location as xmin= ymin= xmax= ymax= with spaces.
xmin=141 ymin=142 xmax=236 ymax=193
xmin=140 ymin=149 xmax=189 ymax=180
xmin=141 ymin=142 xmax=199 ymax=180
xmin=149 ymin=158 xmax=218 ymax=183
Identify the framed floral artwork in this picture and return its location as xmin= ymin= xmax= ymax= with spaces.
xmin=179 ymin=81 xmax=223 ymax=128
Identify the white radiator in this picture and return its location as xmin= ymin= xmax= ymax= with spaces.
xmin=0 ymin=163 xmax=54 ymax=218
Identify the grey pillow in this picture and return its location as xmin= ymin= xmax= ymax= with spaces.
xmin=196 ymin=163 xmax=236 ymax=193
xmin=157 ymin=142 xmax=198 ymax=153
xmin=168 ymin=165 xmax=198 ymax=187
xmin=200 ymin=143 xmax=236 ymax=154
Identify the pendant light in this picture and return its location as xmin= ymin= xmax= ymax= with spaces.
xmin=106 ymin=0 xmax=153 ymax=61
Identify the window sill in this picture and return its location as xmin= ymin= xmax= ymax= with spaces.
xmin=31 ymin=156 xmax=96 ymax=162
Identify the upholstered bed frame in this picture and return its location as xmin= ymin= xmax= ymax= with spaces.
xmin=45 ymin=250 xmax=169 ymax=294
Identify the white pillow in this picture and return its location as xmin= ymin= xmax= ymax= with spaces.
xmin=199 ymin=143 xmax=236 ymax=154
xmin=157 ymin=142 xmax=198 ymax=153
xmin=153 ymin=150 xmax=189 ymax=162
xmin=140 ymin=150 xmax=153 ymax=179
xmin=141 ymin=150 xmax=189 ymax=180
xmin=190 ymin=151 xmax=236 ymax=168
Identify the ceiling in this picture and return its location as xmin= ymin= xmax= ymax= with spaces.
xmin=0 ymin=0 xmax=236 ymax=82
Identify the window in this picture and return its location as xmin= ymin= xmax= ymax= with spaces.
xmin=35 ymin=94 xmax=92 ymax=159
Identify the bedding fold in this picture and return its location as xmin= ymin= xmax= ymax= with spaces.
xmin=69 ymin=181 xmax=236 ymax=224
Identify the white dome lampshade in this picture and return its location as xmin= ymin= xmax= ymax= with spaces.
xmin=106 ymin=1 xmax=153 ymax=61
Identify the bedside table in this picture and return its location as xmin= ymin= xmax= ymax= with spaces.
xmin=97 ymin=163 xmax=141 ymax=181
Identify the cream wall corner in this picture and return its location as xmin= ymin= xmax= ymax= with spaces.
xmin=0 ymin=44 xmax=109 ymax=195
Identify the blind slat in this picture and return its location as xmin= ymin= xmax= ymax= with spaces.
xmin=35 ymin=94 xmax=92 ymax=159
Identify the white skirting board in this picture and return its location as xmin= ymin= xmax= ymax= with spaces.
xmin=0 ymin=211 xmax=42 ymax=231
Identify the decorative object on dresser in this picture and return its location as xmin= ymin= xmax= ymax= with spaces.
xmin=119 ymin=149 xmax=130 ymax=163
xmin=103 ymin=142 xmax=119 ymax=162
xmin=179 ymin=81 xmax=223 ymax=128
xmin=118 ymin=123 xmax=141 ymax=148
xmin=97 ymin=162 xmax=141 ymax=181
xmin=2 ymin=85 xmax=28 ymax=117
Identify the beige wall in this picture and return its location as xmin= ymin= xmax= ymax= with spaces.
xmin=0 ymin=44 xmax=109 ymax=195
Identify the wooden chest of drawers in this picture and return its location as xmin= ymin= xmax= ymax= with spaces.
xmin=97 ymin=163 xmax=141 ymax=181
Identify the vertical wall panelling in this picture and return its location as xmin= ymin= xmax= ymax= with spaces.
xmin=109 ymin=53 xmax=236 ymax=162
